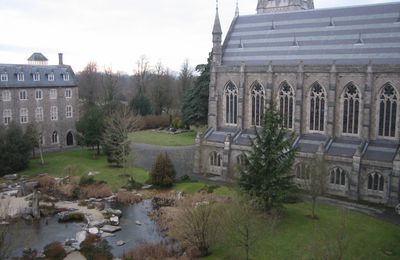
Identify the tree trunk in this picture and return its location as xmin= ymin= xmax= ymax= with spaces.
xmin=312 ymin=197 xmax=316 ymax=219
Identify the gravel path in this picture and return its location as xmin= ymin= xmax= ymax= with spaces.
xmin=131 ymin=143 xmax=195 ymax=178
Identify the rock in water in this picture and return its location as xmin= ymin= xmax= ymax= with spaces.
xmin=116 ymin=240 xmax=125 ymax=246
xmin=31 ymin=190 xmax=40 ymax=219
xmin=88 ymin=227 xmax=99 ymax=235
xmin=110 ymin=216 xmax=119 ymax=226
xmin=105 ymin=208 xmax=122 ymax=217
xmin=3 ymin=174 xmax=18 ymax=180
xmin=101 ymin=225 xmax=121 ymax=233
xmin=135 ymin=220 xmax=143 ymax=226
xmin=76 ymin=231 xmax=87 ymax=245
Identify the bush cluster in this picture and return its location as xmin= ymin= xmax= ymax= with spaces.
xmin=80 ymin=233 xmax=113 ymax=260
xmin=0 ymin=123 xmax=33 ymax=177
xmin=141 ymin=115 xmax=170 ymax=130
xmin=149 ymin=152 xmax=176 ymax=188
xmin=43 ymin=242 xmax=67 ymax=260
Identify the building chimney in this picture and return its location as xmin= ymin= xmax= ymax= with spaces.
xmin=58 ymin=53 xmax=63 ymax=65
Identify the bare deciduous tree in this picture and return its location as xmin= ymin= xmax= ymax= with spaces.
xmin=169 ymin=194 xmax=220 ymax=257
xmin=79 ymin=62 xmax=100 ymax=104
xmin=299 ymin=157 xmax=328 ymax=219
xmin=135 ymin=55 xmax=150 ymax=95
xmin=102 ymin=106 xmax=141 ymax=169
xmin=102 ymin=67 xmax=120 ymax=106
xmin=224 ymin=195 xmax=277 ymax=260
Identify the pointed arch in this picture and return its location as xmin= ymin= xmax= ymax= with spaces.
xmin=209 ymin=151 xmax=222 ymax=167
xmin=329 ymin=167 xmax=347 ymax=186
xmin=278 ymin=81 xmax=295 ymax=129
xmin=224 ymin=81 xmax=238 ymax=125
xmin=342 ymin=83 xmax=361 ymax=134
xmin=367 ymin=172 xmax=384 ymax=191
xmin=250 ymin=81 xmax=265 ymax=126
xmin=378 ymin=83 xmax=398 ymax=137
xmin=309 ymin=82 xmax=326 ymax=132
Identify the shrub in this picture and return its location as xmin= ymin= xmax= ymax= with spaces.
xmin=199 ymin=184 xmax=220 ymax=194
xmin=80 ymin=184 xmax=112 ymax=199
xmin=171 ymin=118 xmax=185 ymax=129
xmin=80 ymin=233 xmax=113 ymax=260
xmin=116 ymin=191 xmax=142 ymax=204
xmin=178 ymin=175 xmax=192 ymax=183
xmin=149 ymin=152 xmax=176 ymax=188
xmin=34 ymin=175 xmax=57 ymax=193
xmin=141 ymin=115 xmax=170 ymax=130
xmin=123 ymin=177 xmax=143 ymax=190
xmin=79 ymin=176 xmax=96 ymax=186
xmin=43 ymin=241 xmax=67 ymax=260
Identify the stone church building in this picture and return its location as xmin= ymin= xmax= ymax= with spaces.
xmin=194 ymin=0 xmax=400 ymax=206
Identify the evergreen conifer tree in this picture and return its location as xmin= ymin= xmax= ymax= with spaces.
xmin=239 ymin=104 xmax=297 ymax=210
xmin=149 ymin=152 xmax=176 ymax=187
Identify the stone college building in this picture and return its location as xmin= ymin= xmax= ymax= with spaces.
xmin=194 ymin=0 xmax=400 ymax=206
xmin=0 ymin=53 xmax=78 ymax=148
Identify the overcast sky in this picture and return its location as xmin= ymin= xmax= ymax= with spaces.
xmin=0 ymin=0 xmax=396 ymax=74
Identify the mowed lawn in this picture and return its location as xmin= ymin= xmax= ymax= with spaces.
xmin=205 ymin=202 xmax=400 ymax=260
xmin=129 ymin=130 xmax=196 ymax=146
xmin=19 ymin=149 xmax=148 ymax=190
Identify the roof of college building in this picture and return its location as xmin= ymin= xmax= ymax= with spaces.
xmin=0 ymin=64 xmax=77 ymax=88
xmin=222 ymin=2 xmax=400 ymax=66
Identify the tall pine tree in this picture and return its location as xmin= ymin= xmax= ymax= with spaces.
xmin=239 ymin=104 xmax=297 ymax=210
xmin=181 ymin=53 xmax=211 ymax=126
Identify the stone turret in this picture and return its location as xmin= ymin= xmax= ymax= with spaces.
xmin=212 ymin=2 xmax=223 ymax=65
xmin=257 ymin=0 xmax=314 ymax=14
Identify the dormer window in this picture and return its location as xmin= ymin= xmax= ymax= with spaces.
xmin=48 ymin=73 xmax=55 ymax=81
xmin=17 ymin=72 xmax=24 ymax=81
xmin=33 ymin=72 xmax=40 ymax=81
xmin=63 ymin=73 xmax=70 ymax=81
xmin=0 ymin=73 xmax=8 ymax=82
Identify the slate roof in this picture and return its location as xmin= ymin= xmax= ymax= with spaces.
xmin=363 ymin=140 xmax=399 ymax=162
xmin=326 ymin=137 xmax=362 ymax=157
xmin=222 ymin=2 xmax=400 ymax=66
xmin=27 ymin=53 xmax=48 ymax=62
xmin=296 ymin=133 xmax=330 ymax=153
xmin=0 ymin=64 xmax=77 ymax=88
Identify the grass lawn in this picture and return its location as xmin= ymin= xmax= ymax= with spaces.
xmin=19 ymin=149 xmax=149 ymax=190
xmin=204 ymin=202 xmax=400 ymax=260
xmin=129 ymin=130 xmax=196 ymax=146
xmin=173 ymin=181 xmax=235 ymax=196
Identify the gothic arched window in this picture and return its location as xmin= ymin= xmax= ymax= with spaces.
xmin=295 ymin=163 xmax=309 ymax=180
xmin=367 ymin=172 xmax=384 ymax=191
xmin=210 ymin=151 xmax=222 ymax=167
xmin=52 ymin=131 xmax=58 ymax=144
xmin=309 ymin=83 xmax=326 ymax=132
xmin=251 ymin=81 xmax=265 ymax=126
xmin=342 ymin=84 xmax=360 ymax=134
xmin=225 ymin=82 xmax=238 ymax=125
xmin=378 ymin=84 xmax=398 ymax=137
xmin=330 ymin=167 xmax=346 ymax=186
xmin=279 ymin=82 xmax=295 ymax=129
xmin=236 ymin=154 xmax=247 ymax=167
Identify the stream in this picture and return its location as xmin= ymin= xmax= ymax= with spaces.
xmin=8 ymin=199 xmax=164 ymax=258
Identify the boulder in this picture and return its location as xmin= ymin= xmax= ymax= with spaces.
xmin=110 ymin=216 xmax=119 ymax=226
xmin=65 ymin=238 xmax=77 ymax=246
xmin=135 ymin=220 xmax=143 ymax=226
xmin=3 ymin=174 xmax=18 ymax=180
xmin=76 ymin=231 xmax=87 ymax=245
xmin=88 ymin=219 xmax=107 ymax=228
xmin=58 ymin=211 xmax=85 ymax=222
xmin=101 ymin=225 xmax=121 ymax=233
xmin=105 ymin=208 xmax=122 ymax=217
xmin=116 ymin=240 xmax=125 ymax=246
xmin=88 ymin=227 xmax=99 ymax=235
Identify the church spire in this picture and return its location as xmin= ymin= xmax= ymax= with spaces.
xmin=212 ymin=0 xmax=222 ymax=35
xmin=235 ymin=0 xmax=239 ymax=17
xmin=212 ymin=0 xmax=222 ymax=65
